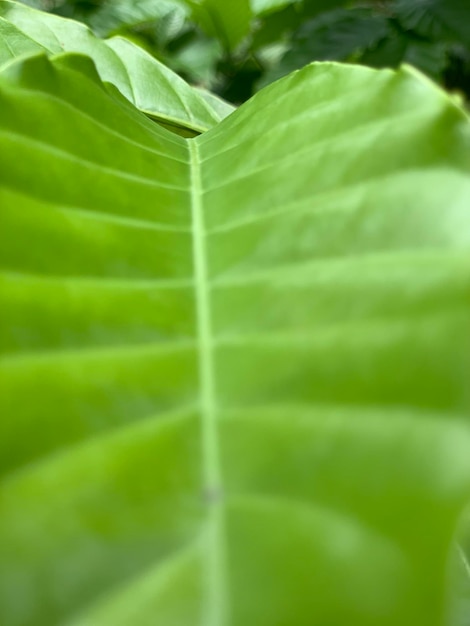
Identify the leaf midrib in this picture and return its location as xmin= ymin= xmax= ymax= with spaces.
xmin=188 ymin=138 xmax=230 ymax=626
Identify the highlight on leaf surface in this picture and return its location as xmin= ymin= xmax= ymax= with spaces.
xmin=0 ymin=2 xmax=470 ymax=625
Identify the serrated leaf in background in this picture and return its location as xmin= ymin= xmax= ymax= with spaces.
xmin=394 ymin=0 xmax=470 ymax=46
xmin=258 ymin=7 xmax=390 ymax=88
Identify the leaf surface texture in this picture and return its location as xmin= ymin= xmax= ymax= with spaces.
xmin=0 ymin=18 xmax=470 ymax=626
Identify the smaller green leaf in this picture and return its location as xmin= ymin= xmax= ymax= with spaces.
xmin=0 ymin=15 xmax=45 ymax=61
xmin=193 ymin=85 xmax=236 ymax=118
xmin=0 ymin=0 xmax=231 ymax=133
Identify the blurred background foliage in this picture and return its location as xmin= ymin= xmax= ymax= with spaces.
xmin=18 ymin=0 xmax=470 ymax=104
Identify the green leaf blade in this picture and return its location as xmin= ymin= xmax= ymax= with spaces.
xmin=0 ymin=27 xmax=470 ymax=626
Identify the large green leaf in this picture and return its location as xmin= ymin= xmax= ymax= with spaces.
xmin=0 ymin=0 xmax=232 ymax=134
xmin=1 ymin=11 xmax=470 ymax=626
